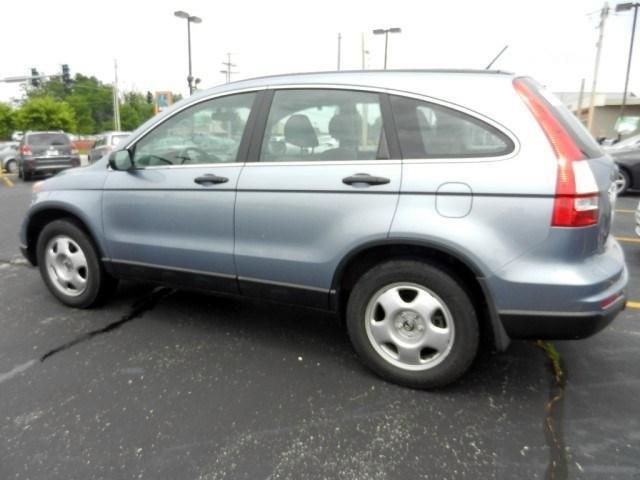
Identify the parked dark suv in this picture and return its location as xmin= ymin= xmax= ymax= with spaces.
xmin=18 ymin=131 xmax=80 ymax=181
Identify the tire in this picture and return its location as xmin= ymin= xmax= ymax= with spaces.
xmin=22 ymin=168 xmax=32 ymax=181
xmin=18 ymin=164 xmax=23 ymax=179
xmin=615 ymin=169 xmax=630 ymax=195
xmin=5 ymin=160 xmax=17 ymax=174
xmin=346 ymin=260 xmax=479 ymax=389
xmin=36 ymin=219 xmax=118 ymax=308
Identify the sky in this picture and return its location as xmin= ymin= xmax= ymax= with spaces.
xmin=0 ymin=0 xmax=637 ymax=102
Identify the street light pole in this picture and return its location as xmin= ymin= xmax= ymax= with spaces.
xmin=616 ymin=2 xmax=640 ymax=132
xmin=372 ymin=27 xmax=402 ymax=70
xmin=174 ymin=10 xmax=202 ymax=95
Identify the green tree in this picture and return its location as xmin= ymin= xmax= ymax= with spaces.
xmin=28 ymin=74 xmax=113 ymax=134
xmin=120 ymin=92 xmax=154 ymax=131
xmin=15 ymin=96 xmax=77 ymax=132
xmin=0 ymin=102 xmax=15 ymax=140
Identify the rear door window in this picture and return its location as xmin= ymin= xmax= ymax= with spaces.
xmin=259 ymin=89 xmax=388 ymax=162
xmin=389 ymin=95 xmax=514 ymax=159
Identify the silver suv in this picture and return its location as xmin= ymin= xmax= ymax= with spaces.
xmin=19 ymin=70 xmax=627 ymax=388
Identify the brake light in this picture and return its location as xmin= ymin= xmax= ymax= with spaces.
xmin=514 ymin=78 xmax=599 ymax=227
xmin=20 ymin=145 xmax=32 ymax=156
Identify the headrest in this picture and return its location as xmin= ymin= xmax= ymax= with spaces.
xmin=284 ymin=114 xmax=319 ymax=149
xmin=329 ymin=111 xmax=362 ymax=144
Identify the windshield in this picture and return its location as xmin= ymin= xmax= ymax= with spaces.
xmin=27 ymin=133 xmax=70 ymax=147
xmin=112 ymin=134 xmax=130 ymax=146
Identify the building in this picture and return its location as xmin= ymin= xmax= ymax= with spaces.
xmin=556 ymin=92 xmax=640 ymax=141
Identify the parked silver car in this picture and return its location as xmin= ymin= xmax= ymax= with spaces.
xmin=0 ymin=141 xmax=19 ymax=173
xmin=19 ymin=70 xmax=627 ymax=388
xmin=87 ymin=131 xmax=131 ymax=163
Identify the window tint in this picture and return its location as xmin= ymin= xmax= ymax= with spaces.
xmin=390 ymin=95 xmax=514 ymax=159
xmin=27 ymin=133 xmax=70 ymax=147
xmin=133 ymin=92 xmax=256 ymax=167
xmin=260 ymin=89 xmax=387 ymax=162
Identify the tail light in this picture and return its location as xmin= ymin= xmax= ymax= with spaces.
xmin=514 ymin=79 xmax=599 ymax=227
xmin=20 ymin=145 xmax=32 ymax=156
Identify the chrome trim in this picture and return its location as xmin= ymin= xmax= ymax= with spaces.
xmin=244 ymin=159 xmax=402 ymax=167
xmin=238 ymin=275 xmax=330 ymax=293
xmin=134 ymin=162 xmax=245 ymax=171
xmin=122 ymin=82 xmax=519 ymax=166
xmin=104 ymin=258 xmax=236 ymax=279
xmin=261 ymin=83 xmax=520 ymax=161
xmin=498 ymin=308 xmax=615 ymax=318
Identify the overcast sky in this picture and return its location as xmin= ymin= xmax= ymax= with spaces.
xmin=0 ymin=0 xmax=636 ymax=102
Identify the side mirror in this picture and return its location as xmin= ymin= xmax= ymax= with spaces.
xmin=108 ymin=150 xmax=134 ymax=171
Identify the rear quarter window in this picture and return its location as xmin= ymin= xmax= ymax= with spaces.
xmin=389 ymin=95 xmax=514 ymax=159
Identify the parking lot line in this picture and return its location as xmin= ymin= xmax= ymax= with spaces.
xmin=615 ymin=209 xmax=636 ymax=214
xmin=615 ymin=236 xmax=640 ymax=244
xmin=627 ymin=301 xmax=640 ymax=309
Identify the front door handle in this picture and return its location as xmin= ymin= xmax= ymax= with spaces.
xmin=342 ymin=173 xmax=390 ymax=186
xmin=194 ymin=174 xmax=229 ymax=185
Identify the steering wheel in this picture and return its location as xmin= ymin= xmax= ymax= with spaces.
xmin=177 ymin=146 xmax=221 ymax=164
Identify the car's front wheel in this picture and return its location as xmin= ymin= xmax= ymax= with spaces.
xmin=36 ymin=219 xmax=118 ymax=308
xmin=346 ymin=260 xmax=479 ymax=389
xmin=614 ymin=169 xmax=631 ymax=195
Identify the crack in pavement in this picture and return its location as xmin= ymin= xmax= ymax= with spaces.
xmin=40 ymin=286 xmax=174 ymax=361
xmin=536 ymin=340 xmax=568 ymax=480
xmin=0 ymin=286 xmax=174 ymax=385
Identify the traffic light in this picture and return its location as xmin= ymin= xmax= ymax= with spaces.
xmin=61 ymin=64 xmax=71 ymax=88
xmin=30 ymin=68 xmax=40 ymax=88
xmin=146 ymin=91 xmax=153 ymax=104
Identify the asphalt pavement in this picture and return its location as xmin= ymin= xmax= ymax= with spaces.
xmin=0 ymin=177 xmax=638 ymax=480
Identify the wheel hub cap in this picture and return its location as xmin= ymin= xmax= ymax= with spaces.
xmin=364 ymin=283 xmax=455 ymax=371
xmin=44 ymin=235 xmax=89 ymax=297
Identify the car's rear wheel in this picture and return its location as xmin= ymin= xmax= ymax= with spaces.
xmin=22 ymin=166 xmax=32 ymax=181
xmin=5 ymin=160 xmax=17 ymax=174
xmin=614 ymin=169 xmax=630 ymax=195
xmin=36 ymin=219 xmax=118 ymax=308
xmin=346 ymin=260 xmax=479 ymax=389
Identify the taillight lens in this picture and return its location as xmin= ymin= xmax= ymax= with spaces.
xmin=20 ymin=145 xmax=32 ymax=156
xmin=514 ymin=78 xmax=599 ymax=227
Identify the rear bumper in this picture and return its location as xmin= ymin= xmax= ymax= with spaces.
xmin=23 ymin=157 xmax=80 ymax=173
xmin=500 ymin=295 xmax=626 ymax=340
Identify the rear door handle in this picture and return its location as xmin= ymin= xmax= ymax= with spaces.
xmin=342 ymin=173 xmax=390 ymax=186
xmin=194 ymin=174 xmax=229 ymax=185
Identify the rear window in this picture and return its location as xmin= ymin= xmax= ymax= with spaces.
xmin=389 ymin=95 xmax=514 ymax=159
xmin=27 ymin=133 xmax=70 ymax=147
xmin=518 ymin=78 xmax=603 ymax=159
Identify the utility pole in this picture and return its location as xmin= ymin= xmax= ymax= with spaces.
xmin=220 ymin=53 xmax=236 ymax=83
xmin=576 ymin=78 xmax=586 ymax=122
xmin=616 ymin=2 xmax=640 ymax=135
xmin=113 ymin=59 xmax=121 ymax=131
xmin=587 ymin=3 xmax=609 ymax=132
xmin=337 ymin=33 xmax=342 ymax=70
xmin=361 ymin=33 xmax=370 ymax=69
